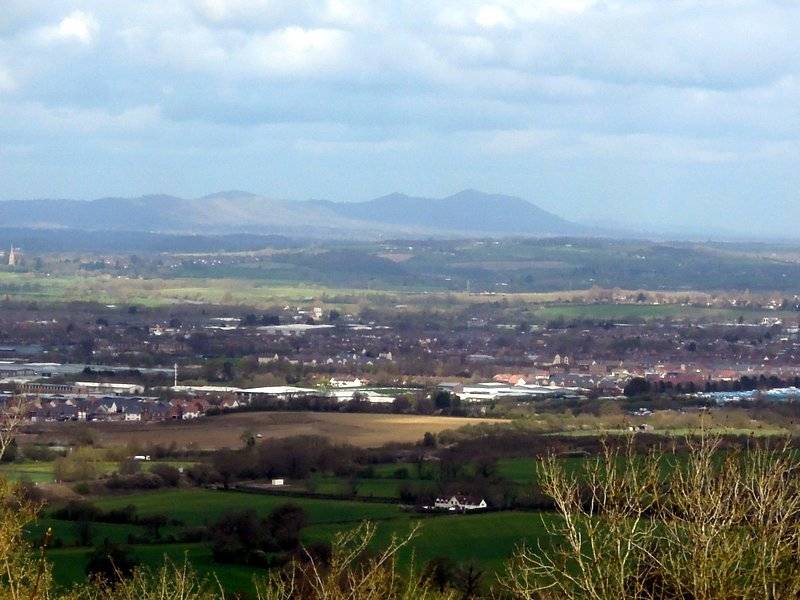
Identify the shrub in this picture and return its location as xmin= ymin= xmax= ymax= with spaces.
xmin=85 ymin=539 xmax=138 ymax=582
xmin=17 ymin=479 xmax=46 ymax=502
xmin=265 ymin=503 xmax=306 ymax=552
xmin=209 ymin=503 xmax=307 ymax=566
xmin=502 ymin=434 xmax=800 ymax=600
xmin=105 ymin=472 xmax=164 ymax=490
xmin=52 ymin=500 xmax=101 ymax=522
xmin=22 ymin=445 xmax=63 ymax=461
xmin=257 ymin=521 xmax=451 ymax=600
xmin=423 ymin=557 xmax=457 ymax=593
xmin=394 ymin=467 xmax=410 ymax=479
xmin=209 ymin=509 xmax=269 ymax=565
xmin=117 ymin=459 xmax=142 ymax=476
xmin=0 ymin=478 xmax=53 ymax=599
xmin=74 ymin=520 xmax=93 ymax=546
xmin=53 ymin=448 xmax=101 ymax=482
xmin=150 ymin=464 xmax=181 ymax=486
xmin=85 ymin=558 xmax=220 ymax=599
xmin=185 ymin=463 xmax=222 ymax=486
xmin=72 ymin=482 xmax=91 ymax=495
xmin=101 ymin=505 xmax=138 ymax=524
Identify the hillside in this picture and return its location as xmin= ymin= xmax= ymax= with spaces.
xmin=0 ymin=190 xmax=584 ymax=238
xmin=319 ymin=190 xmax=581 ymax=236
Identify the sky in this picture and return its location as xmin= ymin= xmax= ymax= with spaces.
xmin=0 ymin=1 xmax=798 ymax=235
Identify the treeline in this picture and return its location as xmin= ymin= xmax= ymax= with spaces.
xmin=208 ymin=389 xmax=478 ymax=417
xmin=206 ymin=436 xmax=362 ymax=488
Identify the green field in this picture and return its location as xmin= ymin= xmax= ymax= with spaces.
xmin=40 ymin=488 xmax=556 ymax=595
xmin=33 ymin=454 xmax=565 ymax=594
xmin=495 ymin=455 xmax=648 ymax=483
xmin=305 ymin=510 xmax=553 ymax=572
xmin=0 ymin=270 xmax=787 ymax=323
xmin=0 ymin=460 xmax=196 ymax=484
xmin=0 ymin=461 xmax=57 ymax=483
xmin=46 ymin=543 xmax=259 ymax=593
xmin=312 ymin=474 xmax=430 ymax=498
xmin=530 ymin=303 xmax=747 ymax=321
xmin=310 ymin=457 xmax=581 ymax=499
xmin=93 ymin=489 xmax=405 ymax=526
xmin=7 ymin=236 xmax=800 ymax=296
xmin=0 ymin=271 xmax=373 ymax=309
xmin=42 ymin=489 xmax=406 ymax=593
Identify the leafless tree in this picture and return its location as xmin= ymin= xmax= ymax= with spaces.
xmin=257 ymin=521 xmax=454 ymax=600
xmin=0 ymin=394 xmax=27 ymax=462
xmin=501 ymin=432 xmax=800 ymax=600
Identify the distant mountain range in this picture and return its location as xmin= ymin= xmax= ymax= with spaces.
xmin=0 ymin=190 xmax=588 ymax=239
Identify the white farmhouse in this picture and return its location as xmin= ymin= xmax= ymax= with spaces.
xmin=433 ymin=495 xmax=487 ymax=512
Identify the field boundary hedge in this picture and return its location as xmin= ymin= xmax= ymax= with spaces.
xmin=229 ymin=483 xmax=403 ymax=505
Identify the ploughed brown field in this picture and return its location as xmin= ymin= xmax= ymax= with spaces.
xmin=20 ymin=412 xmax=508 ymax=449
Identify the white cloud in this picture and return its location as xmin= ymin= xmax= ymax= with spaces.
xmin=36 ymin=10 xmax=99 ymax=45
xmin=128 ymin=23 xmax=352 ymax=79
xmin=194 ymin=0 xmax=233 ymax=21
xmin=190 ymin=0 xmax=338 ymax=27
xmin=322 ymin=0 xmax=377 ymax=28
xmin=0 ymin=65 xmax=15 ymax=92
xmin=511 ymin=0 xmax=597 ymax=22
xmin=244 ymin=26 xmax=351 ymax=76
xmin=475 ymin=5 xmax=514 ymax=29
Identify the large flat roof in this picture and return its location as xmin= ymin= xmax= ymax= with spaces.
xmin=240 ymin=386 xmax=318 ymax=394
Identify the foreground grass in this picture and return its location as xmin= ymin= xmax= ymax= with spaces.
xmin=47 ymin=543 xmax=258 ymax=593
xmin=305 ymin=510 xmax=554 ymax=573
xmin=45 ymin=512 xmax=555 ymax=594
xmin=39 ymin=488 xmax=556 ymax=595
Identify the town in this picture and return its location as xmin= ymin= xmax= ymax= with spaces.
xmin=1 ymin=281 xmax=800 ymax=428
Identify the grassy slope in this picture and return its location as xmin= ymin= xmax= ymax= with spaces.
xmin=42 ymin=488 xmax=556 ymax=594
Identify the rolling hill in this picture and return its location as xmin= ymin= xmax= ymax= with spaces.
xmin=0 ymin=190 xmax=586 ymax=239
xmin=319 ymin=190 xmax=580 ymax=236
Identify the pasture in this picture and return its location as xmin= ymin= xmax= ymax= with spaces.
xmin=0 ymin=461 xmax=56 ymax=483
xmin=0 ymin=271 xmax=782 ymax=324
xmin=0 ymin=459 xmax=195 ymax=484
xmin=530 ymin=303 xmax=746 ymax=321
xmin=40 ymin=488 xmax=556 ymax=594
